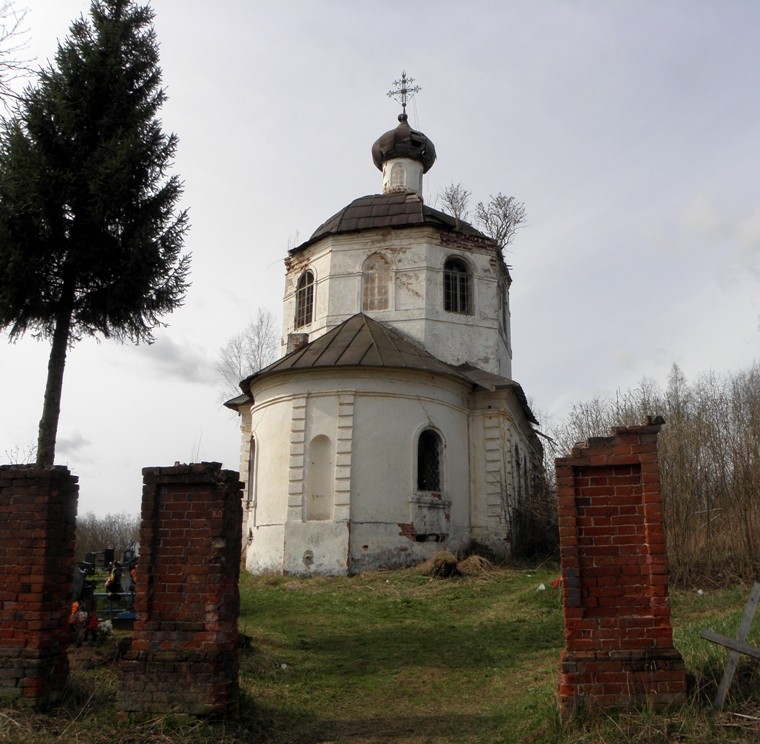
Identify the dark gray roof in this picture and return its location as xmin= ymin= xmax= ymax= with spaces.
xmin=243 ymin=313 xmax=458 ymax=388
xmin=371 ymin=114 xmax=436 ymax=173
xmin=224 ymin=392 xmax=251 ymax=409
xmin=289 ymin=192 xmax=488 ymax=255
xmin=230 ymin=314 xmax=538 ymax=425
xmin=453 ymin=363 xmax=539 ymax=425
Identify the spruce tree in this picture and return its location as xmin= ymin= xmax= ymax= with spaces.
xmin=0 ymin=0 xmax=190 ymax=467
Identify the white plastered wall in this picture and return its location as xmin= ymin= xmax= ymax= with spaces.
xmin=348 ymin=370 xmax=471 ymax=572
xmin=467 ymin=387 xmax=542 ymax=557
xmin=381 ymin=158 xmax=424 ymax=196
xmin=243 ymin=367 xmax=473 ymax=575
xmin=282 ymin=226 xmax=512 ymax=377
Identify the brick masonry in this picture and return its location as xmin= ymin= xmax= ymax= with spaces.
xmin=0 ymin=465 xmax=78 ymax=708
xmin=555 ymin=424 xmax=686 ymax=715
xmin=117 ymin=462 xmax=243 ymax=716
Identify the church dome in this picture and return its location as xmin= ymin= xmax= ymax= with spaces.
xmin=371 ymin=113 xmax=436 ymax=174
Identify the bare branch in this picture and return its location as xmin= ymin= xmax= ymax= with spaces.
xmin=437 ymin=182 xmax=471 ymax=225
xmin=216 ymin=307 xmax=279 ymax=402
xmin=4 ymin=443 xmax=36 ymax=463
xmin=474 ymin=193 xmax=526 ymax=250
xmin=0 ymin=2 xmax=33 ymax=105
xmin=547 ymin=361 xmax=760 ymax=584
xmin=75 ymin=511 xmax=140 ymax=562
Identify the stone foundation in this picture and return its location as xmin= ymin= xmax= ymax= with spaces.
xmin=0 ymin=466 xmax=78 ymax=707
xmin=556 ymin=424 xmax=686 ymax=715
xmin=117 ymin=462 xmax=243 ymax=716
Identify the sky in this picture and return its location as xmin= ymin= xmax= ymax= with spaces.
xmin=1 ymin=0 xmax=759 ymax=517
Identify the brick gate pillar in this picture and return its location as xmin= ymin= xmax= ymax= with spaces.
xmin=0 ymin=465 xmax=78 ymax=708
xmin=555 ymin=423 xmax=686 ymax=716
xmin=117 ymin=462 xmax=243 ymax=716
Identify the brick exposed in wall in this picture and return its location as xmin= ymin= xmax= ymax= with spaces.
xmin=398 ymin=522 xmax=416 ymax=539
xmin=0 ymin=466 xmax=78 ymax=708
xmin=555 ymin=425 xmax=686 ymax=715
xmin=117 ymin=462 xmax=243 ymax=716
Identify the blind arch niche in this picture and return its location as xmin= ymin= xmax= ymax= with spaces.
xmin=306 ymin=434 xmax=334 ymax=521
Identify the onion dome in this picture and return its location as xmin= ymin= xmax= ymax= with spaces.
xmin=371 ymin=113 xmax=436 ymax=173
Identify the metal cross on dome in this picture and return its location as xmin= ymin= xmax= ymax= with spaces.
xmin=387 ymin=71 xmax=421 ymax=115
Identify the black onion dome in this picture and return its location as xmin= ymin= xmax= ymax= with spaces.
xmin=371 ymin=113 xmax=436 ymax=173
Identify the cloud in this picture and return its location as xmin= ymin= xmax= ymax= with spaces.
xmin=134 ymin=335 xmax=217 ymax=385
xmin=57 ymin=431 xmax=92 ymax=461
xmin=680 ymin=193 xmax=722 ymax=240
xmin=678 ymin=194 xmax=760 ymax=287
xmin=730 ymin=211 xmax=760 ymax=282
xmin=613 ymin=351 xmax=637 ymax=372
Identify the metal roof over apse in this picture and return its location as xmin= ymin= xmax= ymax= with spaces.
xmin=236 ymin=314 xmax=538 ymax=425
xmin=256 ymin=313 xmax=459 ymax=378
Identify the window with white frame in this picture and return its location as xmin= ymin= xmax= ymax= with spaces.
xmin=443 ymin=257 xmax=471 ymax=314
xmin=362 ymin=253 xmax=390 ymax=311
xmin=295 ymin=270 xmax=314 ymax=329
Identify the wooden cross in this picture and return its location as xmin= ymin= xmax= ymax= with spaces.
xmin=701 ymin=582 xmax=760 ymax=709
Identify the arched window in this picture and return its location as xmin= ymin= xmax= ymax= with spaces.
xmin=515 ymin=444 xmax=522 ymax=504
xmin=246 ymin=436 xmax=257 ymax=510
xmin=362 ymin=253 xmax=390 ymax=311
xmin=417 ymin=429 xmax=443 ymax=492
xmin=390 ymin=162 xmax=405 ymax=190
xmin=500 ymin=288 xmax=509 ymax=332
xmin=443 ymin=257 xmax=471 ymax=314
xmin=295 ymin=270 xmax=314 ymax=329
xmin=306 ymin=435 xmax=333 ymax=521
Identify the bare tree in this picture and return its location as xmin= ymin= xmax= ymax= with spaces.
xmin=438 ymin=184 xmax=526 ymax=251
xmin=75 ymin=511 xmax=140 ymax=562
xmin=547 ymin=362 xmax=760 ymax=585
xmin=474 ymin=193 xmax=526 ymax=250
xmin=4 ymin=443 xmax=35 ymax=463
xmin=217 ymin=307 xmax=278 ymax=402
xmin=437 ymin=182 xmax=471 ymax=225
xmin=0 ymin=1 xmax=31 ymax=104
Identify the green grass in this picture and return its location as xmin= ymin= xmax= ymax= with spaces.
xmin=236 ymin=565 xmax=564 ymax=743
xmin=2 ymin=564 xmax=760 ymax=743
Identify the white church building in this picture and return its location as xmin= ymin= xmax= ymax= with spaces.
xmin=227 ymin=85 xmax=542 ymax=575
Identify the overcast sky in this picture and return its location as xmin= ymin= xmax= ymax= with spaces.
xmin=1 ymin=0 xmax=758 ymax=517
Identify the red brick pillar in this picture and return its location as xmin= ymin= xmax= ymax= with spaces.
xmin=556 ymin=424 xmax=686 ymax=716
xmin=117 ymin=462 xmax=243 ymax=716
xmin=0 ymin=465 xmax=78 ymax=708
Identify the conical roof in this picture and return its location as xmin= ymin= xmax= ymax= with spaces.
xmin=230 ymin=314 xmax=538 ymax=425
xmin=242 ymin=313 xmax=458 ymax=388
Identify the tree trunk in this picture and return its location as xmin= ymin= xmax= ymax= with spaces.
xmin=36 ymin=281 xmax=74 ymax=468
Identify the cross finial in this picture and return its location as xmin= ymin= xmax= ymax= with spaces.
xmin=387 ymin=71 xmax=421 ymax=119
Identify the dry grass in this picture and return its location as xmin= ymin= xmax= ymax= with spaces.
xmin=457 ymin=554 xmax=494 ymax=575
xmin=415 ymin=549 xmax=460 ymax=577
xmin=415 ymin=550 xmax=495 ymax=578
